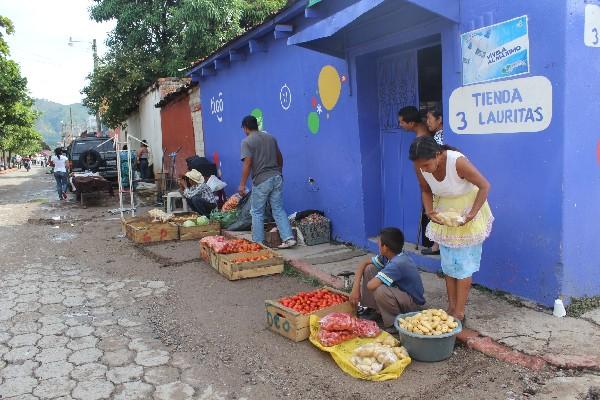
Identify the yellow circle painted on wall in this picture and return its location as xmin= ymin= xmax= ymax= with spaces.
xmin=318 ymin=65 xmax=341 ymax=111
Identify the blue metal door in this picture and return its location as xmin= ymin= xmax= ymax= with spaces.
xmin=378 ymin=51 xmax=422 ymax=243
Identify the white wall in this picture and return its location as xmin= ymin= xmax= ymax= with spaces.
xmin=189 ymin=85 xmax=205 ymax=157
xmin=138 ymin=87 xmax=163 ymax=174
xmin=125 ymin=112 xmax=141 ymax=143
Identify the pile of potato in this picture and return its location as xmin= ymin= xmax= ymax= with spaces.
xmin=397 ymin=309 xmax=459 ymax=336
xmin=350 ymin=335 xmax=410 ymax=376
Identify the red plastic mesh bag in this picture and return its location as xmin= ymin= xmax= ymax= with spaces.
xmin=319 ymin=312 xmax=357 ymax=332
xmin=355 ymin=319 xmax=381 ymax=338
xmin=318 ymin=329 xmax=357 ymax=347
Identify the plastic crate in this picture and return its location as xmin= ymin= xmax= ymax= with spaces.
xmin=297 ymin=218 xmax=331 ymax=246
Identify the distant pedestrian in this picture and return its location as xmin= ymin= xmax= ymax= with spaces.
xmin=137 ymin=140 xmax=150 ymax=181
xmin=238 ymin=115 xmax=295 ymax=248
xmin=409 ymin=136 xmax=494 ymax=324
xmin=50 ymin=148 xmax=69 ymax=200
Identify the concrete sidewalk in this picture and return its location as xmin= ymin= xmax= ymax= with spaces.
xmin=227 ymin=230 xmax=600 ymax=372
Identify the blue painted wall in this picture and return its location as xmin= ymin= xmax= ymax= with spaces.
xmin=196 ymin=0 xmax=595 ymax=306
xmin=448 ymin=0 xmax=566 ymax=305
xmin=199 ymin=25 xmax=368 ymax=246
xmin=562 ymin=2 xmax=600 ymax=300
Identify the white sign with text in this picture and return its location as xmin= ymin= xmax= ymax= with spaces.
xmin=449 ymin=75 xmax=552 ymax=134
xmin=585 ymin=4 xmax=600 ymax=47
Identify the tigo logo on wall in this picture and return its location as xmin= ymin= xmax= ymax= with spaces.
xmin=210 ymin=92 xmax=224 ymax=123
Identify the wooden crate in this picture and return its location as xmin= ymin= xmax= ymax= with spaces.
xmin=179 ymin=221 xmax=221 ymax=241
xmin=218 ymin=249 xmax=284 ymax=281
xmin=200 ymin=242 xmax=212 ymax=263
xmin=123 ymin=217 xmax=178 ymax=244
xmin=264 ymin=287 xmax=355 ymax=342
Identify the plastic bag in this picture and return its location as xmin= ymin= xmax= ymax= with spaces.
xmin=319 ymin=313 xmax=357 ymax=332
xmin=318 ymin=329 xmax=356 ymax=347
xmin=355 ymin=319 xmax=381 ymax=338
xmin=206 ymin=175 xmax=227 ymax=192
xmin=222 ymin=194 xmax=241 ymax=211
xmin=309 ymin=315 xmax=411 ymax=381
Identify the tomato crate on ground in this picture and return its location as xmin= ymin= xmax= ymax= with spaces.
xmin=265 ymin=287 xmax=355 ymax=342
xmin=123 ymin=217 xmax=178 ymax=244
xmin=218 ymin=248 xmax=283 ymax=280
xmin=200 ymin=242 xmax=212 ymax=263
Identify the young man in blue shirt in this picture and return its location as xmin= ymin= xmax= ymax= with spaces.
xmin=350 ymin=227 xmax=426 ymax=332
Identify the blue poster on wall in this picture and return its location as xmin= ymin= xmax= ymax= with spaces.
xmin=461 ymin=15 xmax=530 ymax=86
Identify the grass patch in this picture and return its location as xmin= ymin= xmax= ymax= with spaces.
xmin=567 ymin=296 xmax=600 ymax=317
xmin=282 ymin=262 xmax=322 ymax=287
xmin=27 ymin=198 xmax=48 ymax=204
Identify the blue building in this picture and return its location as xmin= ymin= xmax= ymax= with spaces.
xmin=189 ymin=0 xmax=600 ymax=306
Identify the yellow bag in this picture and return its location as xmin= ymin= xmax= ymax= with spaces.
xmin=308 ymin=315 xmax=411 ymax=381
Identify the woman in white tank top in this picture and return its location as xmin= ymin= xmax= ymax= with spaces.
xmin=409 ymin=136 xmax=494 ymax=324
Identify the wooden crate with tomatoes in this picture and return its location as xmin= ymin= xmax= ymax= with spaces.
xmin=123 ymin=217 xmax=178 ymax=244
xmin=265 ymin=287 xmax=354 ymax=342
xmin=219 ymin=249 xmax=284 ymax=280
xmin=212 ymin=239 xmax=270 ymax=276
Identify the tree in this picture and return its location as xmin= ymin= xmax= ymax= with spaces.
xmin=0 ymin=16 xmax=44 ymax=167
xmin=83 ymin=0 xmax=288 ymax=128
xmin=0 ymin=15 xmax=15 ymax=56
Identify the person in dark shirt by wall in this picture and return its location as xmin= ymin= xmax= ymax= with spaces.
xmin=238 ymin=115 xmax=296 ymax=249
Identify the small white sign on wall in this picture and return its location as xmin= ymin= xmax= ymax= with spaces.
xmin=449 ymin=75 xmax=552 ymax=134
xmin=585 ymin=4 xmax=600 ymax=47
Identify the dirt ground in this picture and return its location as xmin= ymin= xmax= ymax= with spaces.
xmin=0 ymin=167 xmax=590 ymax=400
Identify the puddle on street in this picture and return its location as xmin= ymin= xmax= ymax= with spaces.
xmin=52 ymin=232 xmax=78 ymax=241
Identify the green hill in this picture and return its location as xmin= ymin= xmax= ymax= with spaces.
xmin=33 ymin=99 xmax=94 ymax=147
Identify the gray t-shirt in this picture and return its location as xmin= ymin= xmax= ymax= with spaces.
xmin=240 ymin=131 xmax=282 ymax=186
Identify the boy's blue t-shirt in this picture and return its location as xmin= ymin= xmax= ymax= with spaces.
xmin=375 ymin=253 xmax=426 ymax=305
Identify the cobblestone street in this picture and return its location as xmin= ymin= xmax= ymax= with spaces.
xmin=0 ymin=263 xmax=215 ymax=399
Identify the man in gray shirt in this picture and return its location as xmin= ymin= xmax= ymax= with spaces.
xmin=239 ymin=115 xmax=296 ymax=248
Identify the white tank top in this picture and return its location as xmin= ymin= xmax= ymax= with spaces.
xmin=422 ymin=150 xmax=475 ymax=197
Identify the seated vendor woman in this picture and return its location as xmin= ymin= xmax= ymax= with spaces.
xmin=179 ymin=169 xmax=217 ymax=216
xmin=349 ymin=227 xmax=425 ymax=333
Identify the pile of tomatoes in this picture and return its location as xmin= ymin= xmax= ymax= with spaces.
xmin=279 ymin=289 xmax=349 ymax=314
xmin=217 ymin=239 xmax=263 ymax=254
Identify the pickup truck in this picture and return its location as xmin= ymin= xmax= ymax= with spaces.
xmin=67 ymin=137 xmax=118 ymax=182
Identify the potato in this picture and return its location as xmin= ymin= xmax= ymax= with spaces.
xmin=371 ymin=362 xmax=383 ymax=374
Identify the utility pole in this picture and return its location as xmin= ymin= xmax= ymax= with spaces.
xmin=69 ymin=36 xmax=102 ymax=135
xmin=92 ymin=39 xmax=102 ymax=135
xmin=69 ymin=107 xmax=73 ymax=143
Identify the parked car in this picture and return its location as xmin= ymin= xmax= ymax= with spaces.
xmin=67 ymin=137 xmax=118 ymax=182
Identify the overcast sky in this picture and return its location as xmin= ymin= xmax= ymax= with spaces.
xmin=0 ymin=0 xmax=115 ymax=105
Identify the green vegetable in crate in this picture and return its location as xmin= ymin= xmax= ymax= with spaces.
xmin=182 ymin=220 xmax=196 ymax=228
xmin=196 ymin=216 xmax=210 ymax=226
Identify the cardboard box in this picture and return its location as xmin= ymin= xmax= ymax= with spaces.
xmin=264 ymin=287 xmax=354 ymax=342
